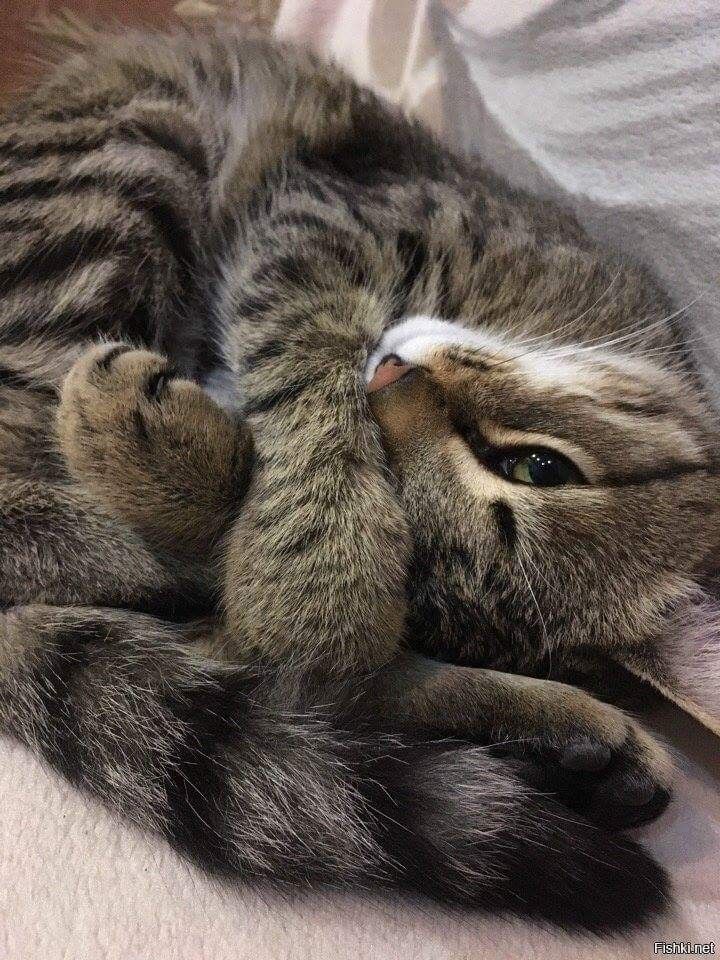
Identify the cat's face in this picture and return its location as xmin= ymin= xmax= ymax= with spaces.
xmin=367 ymin=317 xmax=720 ymax=672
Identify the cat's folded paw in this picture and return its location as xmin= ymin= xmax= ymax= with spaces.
xmin=57 ymin=343 xmax=252 ymax=544
xmin=490 ymin=688 xmax=673 ymax=830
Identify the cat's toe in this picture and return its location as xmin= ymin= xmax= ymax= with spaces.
xmin=581 ymin=735 xmax=673 ymax=829
xmin=559 ymin=737 xmax=611 ymax=772
xmin=495 ymin=722 xmax=673 ymax=831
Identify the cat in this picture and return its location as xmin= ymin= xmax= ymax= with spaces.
xmin=2 ymin=17 xmax=717 ymax=932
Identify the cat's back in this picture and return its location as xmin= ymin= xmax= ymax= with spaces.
xmin=0 ymin=18 xmax=681 ymax=377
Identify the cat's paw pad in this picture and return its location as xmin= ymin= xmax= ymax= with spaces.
xmin=493 ymin=699 xmax=673 ymax=830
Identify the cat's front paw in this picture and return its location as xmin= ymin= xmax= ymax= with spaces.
xmin=492 ymin=683 xmax=673 ymax=830
xmin=57 ymin=343 xmax=252 ymax=547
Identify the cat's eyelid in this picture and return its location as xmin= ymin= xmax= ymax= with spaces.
xmin=454 ymin=415 xmax=598 ymax=484
xmin=487 ymin=424 xmax=596 ymax=480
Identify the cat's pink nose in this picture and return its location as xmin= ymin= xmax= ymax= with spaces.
xmin=367 ymin=355 xmax=414 ymax=393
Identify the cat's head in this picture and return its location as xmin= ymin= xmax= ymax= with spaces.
xmin=367 ymin=315 xmax=720 ymax=708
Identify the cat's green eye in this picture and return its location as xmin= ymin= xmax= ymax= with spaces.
xmin=498 ymin=449 xmax=584 ymax=487
xmin=453 ymin=419 xmax=586 ymax=488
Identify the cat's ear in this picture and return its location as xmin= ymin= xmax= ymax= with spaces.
xmin=621 ymin=591 xmax=720 ymax=737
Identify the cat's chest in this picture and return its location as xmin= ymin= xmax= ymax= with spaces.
xmin=201 ymin=366 xmax=243 ymax=413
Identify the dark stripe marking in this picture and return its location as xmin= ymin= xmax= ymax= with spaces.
xmin=96 ymin=344 xmax=132 ymax=372
xmin=269 ymin=252 xmax=311 ymax=287
xmin=0 ymin=172 xmax=197 ymax=275
xmin=0 ymin=270 xmax=157 ymax=347
xmin=233 ymin=292 xmax=273 ymax=322
xmin=396 ymin=230 xmax=428 ymax=296
xmin=243 ymin=377 xmax=312 ymax=416
xmin=435 ymin=253 xmax=455 ymax=316
xmin=280 ymin=523 xmax=328 ymax=557
xmin=162 ymin=673 xmax=253 ymax=877
xmin=451 ymin=354 xmax=491 ymax=373
xmin=0 ymin=362 xmax=55 ymax=395
xmin=117 ymin=63 xmax=186 ymax=101
xmin=117 ymin=119 xmax=210 ymax=181
xmin=29 ymin=624 xmax=110 ymax=787
xmin=602 ymin=463 xmax=715 ymax=487
xmin=244 ymin=338 xmax=286 ymax=368
xmin=0 ymin=225 xmax=117 ymax=295
xmin=491 ymin=500 xmax=517 ymax=551
xmin=132 ymin=408 xmax=151 ymax=444
xmin=0 ymin=130 xmax=109 ymax=162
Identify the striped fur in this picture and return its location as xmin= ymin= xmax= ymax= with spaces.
xmin=4 ymin=20 xmax=720 ymax=931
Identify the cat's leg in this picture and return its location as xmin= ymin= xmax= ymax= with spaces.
xmin=0 ymin=363 xmax=206 ymax=609
xmin=222 ymin=280 xmax=409 ymax=678
xmin=374 ymin=651 xmax=673 ymax=830
xmin=56 ymin=342 xmax=253 ymax=561
xmin=56 ymin=286 xmax=407 ymax=679
xmin=0 ymin=477 xmax=206 ymax=611
xmin=51 ymin=306 xmax=676 ymax=835
xmin=44 ymin=329 xmax=672 ymax=930
xmin=0 ymin=603 xmax=669 ymax=932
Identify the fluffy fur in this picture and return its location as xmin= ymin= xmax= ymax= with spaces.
xmin=2 ymin=19 xmax=718 ymax=932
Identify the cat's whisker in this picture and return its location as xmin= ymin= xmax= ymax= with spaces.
xmin=493 ymin=275 xmax=620 ymax=348
xmin=481 ymin=271 xmax=666 ymax=357
xmin=553 ymin=296 xmax=704 ymax=356
xmin=515 ymin=542 xmax=551 ymax=663
xmin=545 ymin=340 xmax=699 ymax=365
xmin=487 ymin=295 xmax=703 ymax=371
xmin=534 ymin=269 xmax=623 ymax=344
xmin=566 ymin=269 xmax=623 ymax=323
xmin=480 ymin=311 xmax=701 ymax=377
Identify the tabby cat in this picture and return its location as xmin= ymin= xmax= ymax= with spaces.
xmin=1 ymin=19 xmax=718 ymax=934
